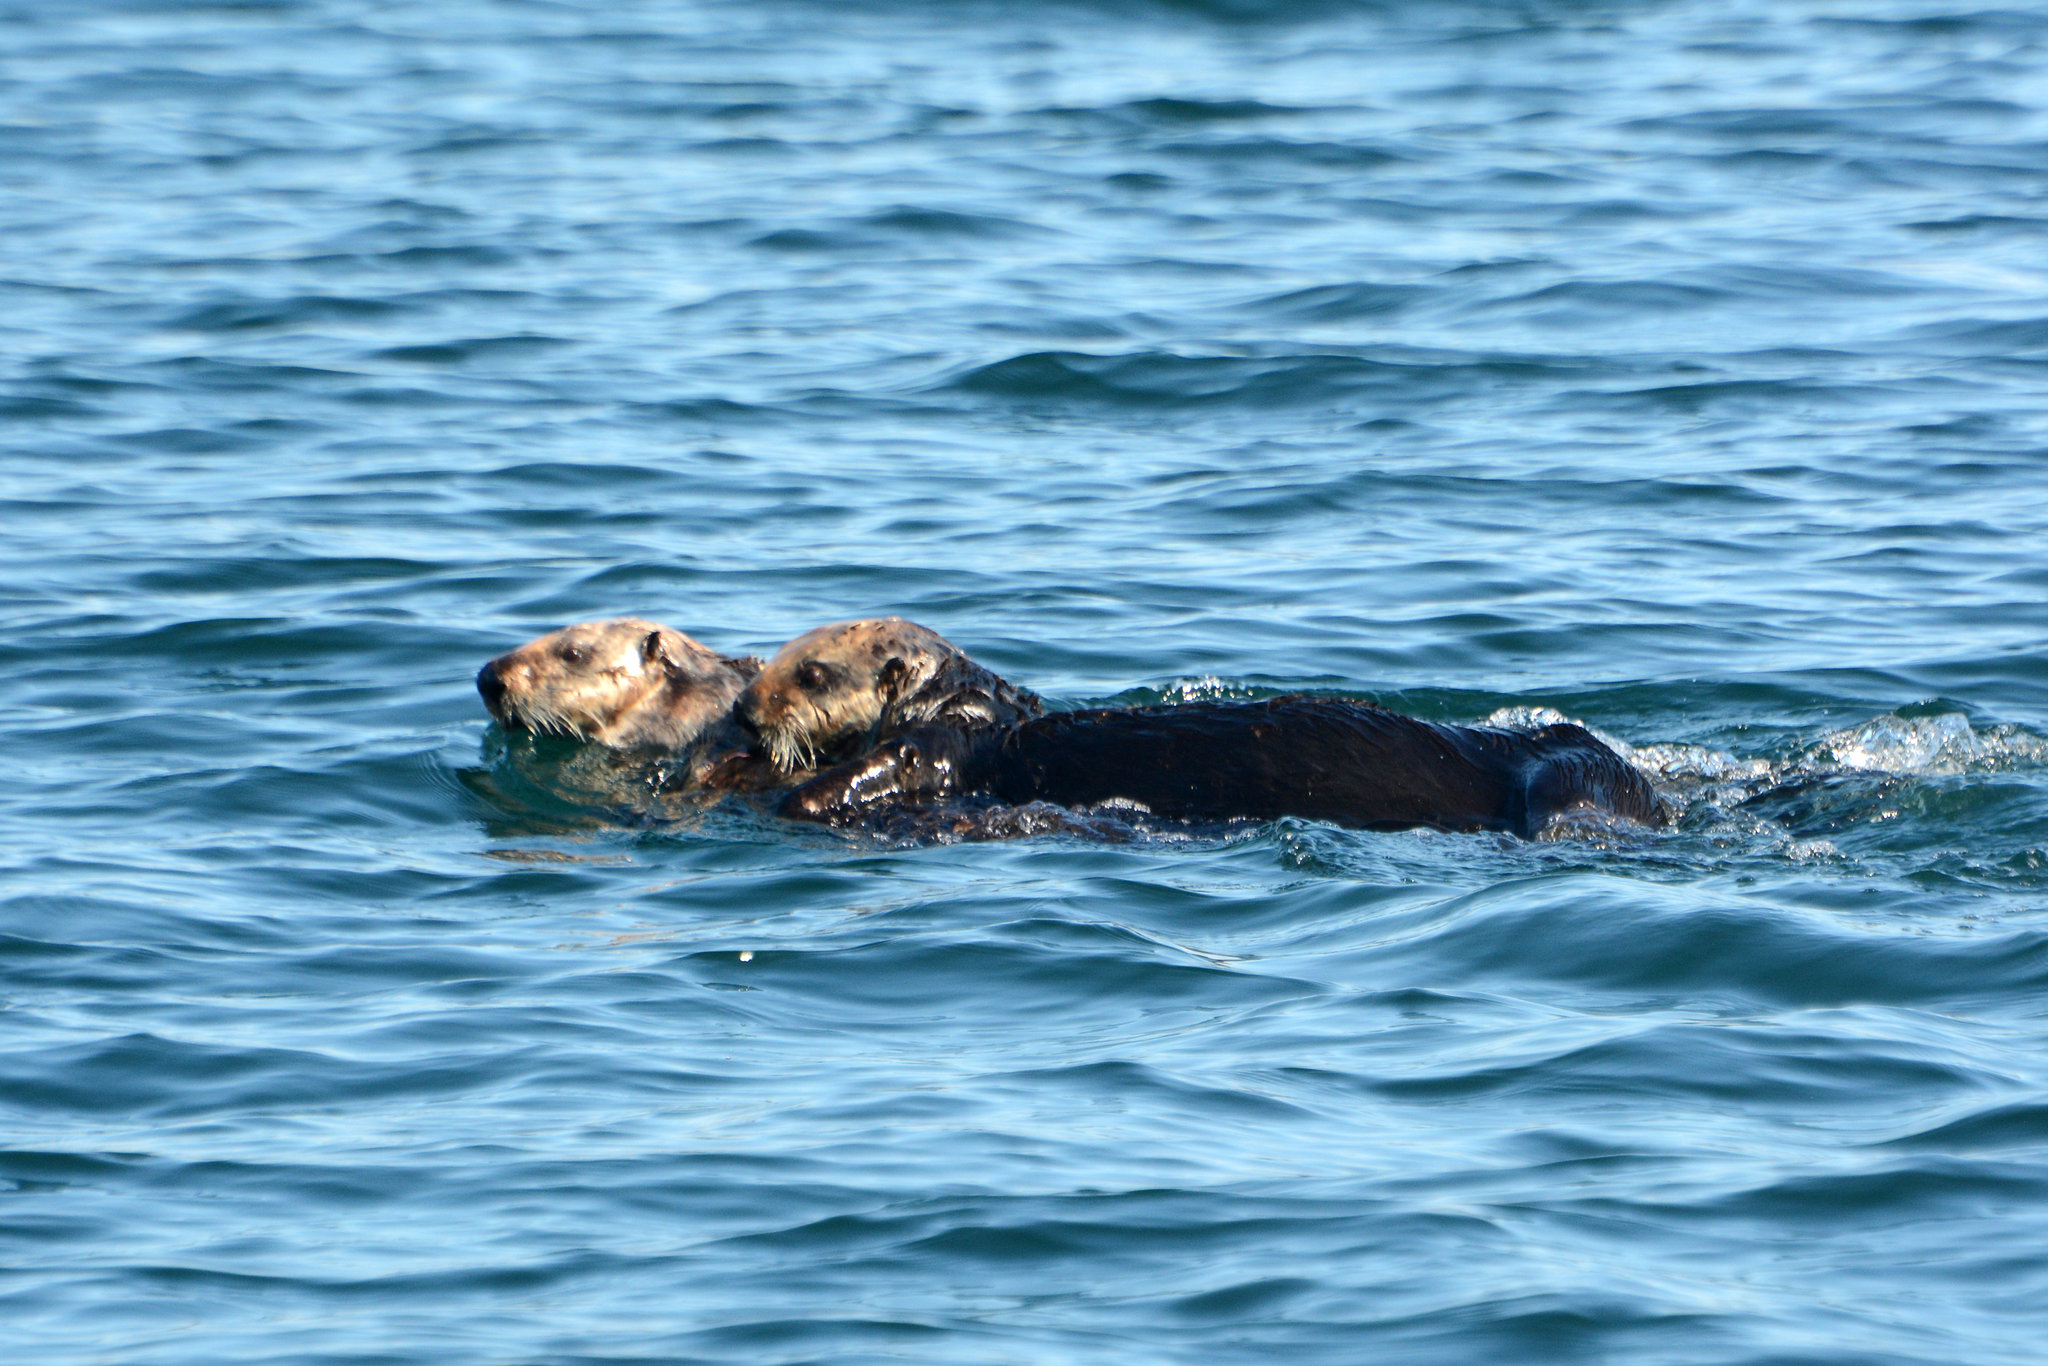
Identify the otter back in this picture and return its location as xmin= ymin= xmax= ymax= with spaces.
xmin=785 ymin=697 xmax=1665 ymax=840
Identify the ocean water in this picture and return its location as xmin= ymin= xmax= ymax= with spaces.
xmin=5 ymin=0 xmax=2048 ymax=1361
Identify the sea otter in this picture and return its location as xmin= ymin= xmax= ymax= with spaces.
xmin=476 ymin=617 xmax=774 ymax=790
xmin=736 ymin=617 xmax=1043 ymax=773
xmin=781 ymin=696 xmax=1667 ymax=840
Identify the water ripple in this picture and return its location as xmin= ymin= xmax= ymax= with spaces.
xmin=7 ymin=0 xmax=2048 ymax=1362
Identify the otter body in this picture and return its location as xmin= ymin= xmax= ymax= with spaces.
xmin=479 ymin=620 xmax=1663 ymax=840
xmin=737 ymin=617 xmax=1042 ymax=772
xmin=785 ymin=697 xmax=1665 ymax=840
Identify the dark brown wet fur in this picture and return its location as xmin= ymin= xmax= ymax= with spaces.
xmin=783 ymin=696 xmax=1666 ymax=841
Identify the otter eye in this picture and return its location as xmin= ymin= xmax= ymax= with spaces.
xmin=559 ymin=644 xmax=591 ymax=666
xmin=796 ymin=661 xmax=830 ymax=691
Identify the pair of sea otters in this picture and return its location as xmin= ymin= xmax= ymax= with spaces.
xmin=475 ymin=616 xmax=1667 ymax=841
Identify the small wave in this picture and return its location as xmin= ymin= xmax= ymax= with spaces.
xmin=941 ymin=348 xmax=1586 ymax=410
xmin=1233 ymin=281 xmax=1429 ymax=323
xmin=166 ymin=294 xmax=407 ymax=333
xmin=857 ymin=207 xmax=1041 ymax=240
xmin=369 ymin=335 xmax=567 ymax=364
xmin=1364 ymin=877 xmax=2048 ymax=1009
xmin=1157 ymin=136 xmax=1410 ymax=171
xmin=1115 ymin=96 xmax=1303 ymax=125
xmin=1880 ymin=1097 xmax=2048 ymax=1152
xmin=1812 ymin=712 xmax=2048 ymax=775
xmin=1156 ymin=676 xmax=1272 ymax=704
xmin=751 ymin=207 xmax=1041 ymax=254
xmin=789 ymin=0 xmax=1387 ymax=23
xmin=1901 ymin=317 xmax=2048 ymax=358
xmin=1478 ymin=703 xmax=1576 ymax=732
xmin=1474 ymin=705 xmax=2047 ymax=878
xmin=1497 ymin=706 xmax=2047 ymax=790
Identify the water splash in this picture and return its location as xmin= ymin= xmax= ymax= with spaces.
xmin=1812 ymin=712 xmax=2048 ymax=775
xmin=1158 ymin=675 xmax=1267 ymax=703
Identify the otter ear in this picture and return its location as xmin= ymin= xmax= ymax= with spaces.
xmin=878 ymin=656 xmax=909 ymax=699
xmin=641 ymin=630 xmax=672 ymax=667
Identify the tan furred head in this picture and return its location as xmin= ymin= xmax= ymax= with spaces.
xmin=737 ymin=617 xmax=1042 ymax=772
xmin=477 ymin=618 xmax=759 ymax=751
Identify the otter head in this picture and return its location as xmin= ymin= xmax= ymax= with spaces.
xmin=735 ymin=617 xmax=1043 ymax=773
xmin=476 ymin=617 xmax=758 ymax=752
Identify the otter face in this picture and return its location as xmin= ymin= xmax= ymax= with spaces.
xmin=477 ymin=618 xmax=754 ymax=751
xmin=737 ymin=617 xmax=1041 ymax=772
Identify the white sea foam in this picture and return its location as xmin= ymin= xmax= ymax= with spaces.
xmin=1811 ymin=712 xmax=2048 ymax=775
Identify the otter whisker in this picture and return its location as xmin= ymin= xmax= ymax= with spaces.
xmin=766 ymin=725 xmax=816 ymax=775
xmin=530 ymin=704 xmax=582 ymax=739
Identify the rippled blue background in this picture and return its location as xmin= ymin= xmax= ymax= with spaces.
xmin=6 ymin=1 xmax=2048 ymax=1361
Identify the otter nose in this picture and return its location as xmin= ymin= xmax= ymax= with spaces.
xmin=733 ymin=687 xmax=765 ymax=739
xmin=476 ymin=659 xmax=508 ymax=717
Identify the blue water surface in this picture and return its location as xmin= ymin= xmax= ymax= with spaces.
xmin=5 ymin=1 xmax=2048 ymax=1362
